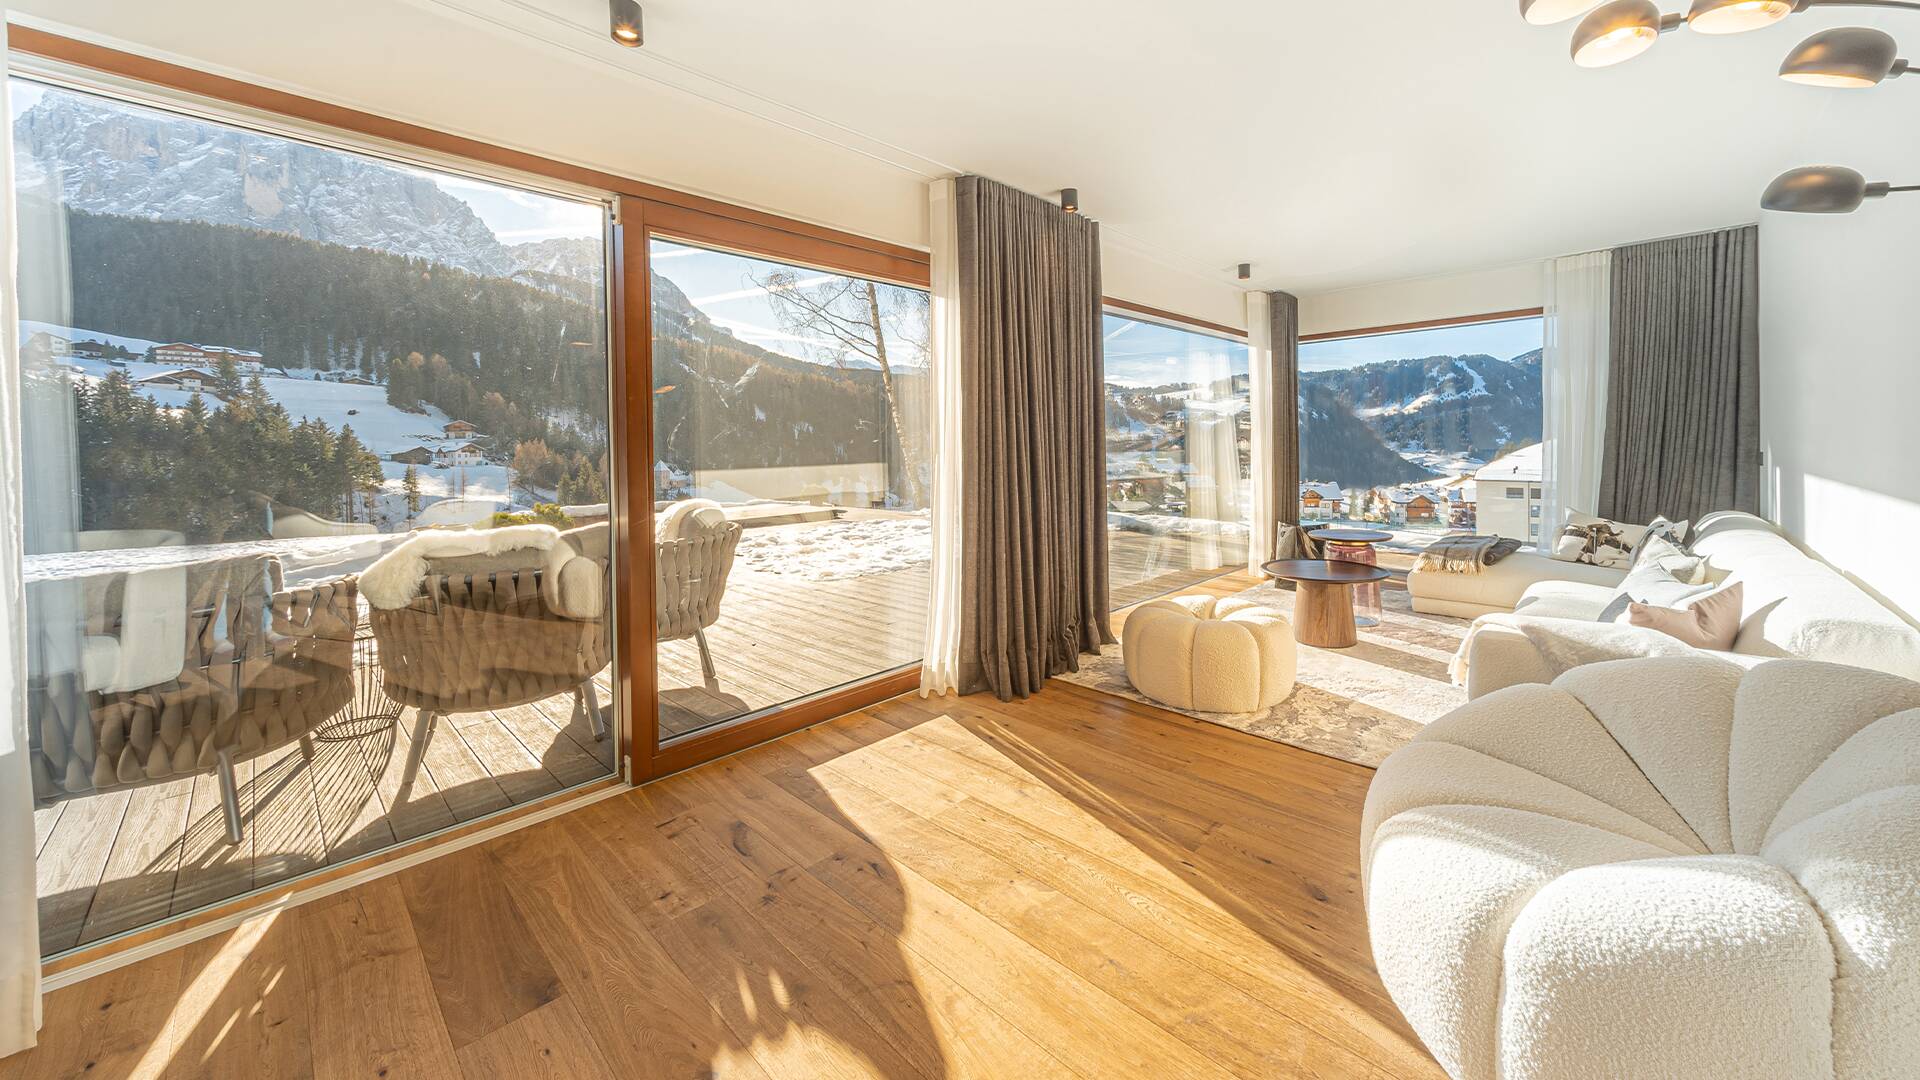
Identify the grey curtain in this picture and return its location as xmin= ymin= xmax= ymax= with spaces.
xmin=955 ymin=176 xmax=1111 ymax=700
xmin=1267 ymin=291 xmax=1302 ymax=554
xmin=1598 ymin=225 xmax=1761 ymax=525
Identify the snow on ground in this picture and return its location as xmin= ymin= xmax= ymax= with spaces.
xmin=734 ymin=513 xmax=931 ymax=582
xmin=21 ymin=320 xmax=163 ymax=356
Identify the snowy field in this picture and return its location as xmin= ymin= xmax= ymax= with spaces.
xmin=734 ymin=513 xmax=931 ymax=582
xmin=27 ymin=322 xmax=518 ymax=527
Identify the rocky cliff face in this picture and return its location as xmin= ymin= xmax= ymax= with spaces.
xmin=15 ymin=88 xmax=522 ymax=278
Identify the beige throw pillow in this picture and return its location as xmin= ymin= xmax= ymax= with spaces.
xmin=1628 ymin=582 xmax=1745 ymax=650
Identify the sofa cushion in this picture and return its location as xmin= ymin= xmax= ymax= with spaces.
xmin=1512 ymin=579 xmax=1614 ymax=620
xmin=1411 ymin=552 xmax=1625 ymax=618
xmin=1692 ymin=512 xmax=1920 ymax=679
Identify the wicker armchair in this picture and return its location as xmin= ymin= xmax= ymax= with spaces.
xmin=654 ymin=500 xmax=742 ymax=681
xmin=367 ymin=523 xmax=611 ymax=795
xmin=27 ymin=546 xmax=357 ymax=845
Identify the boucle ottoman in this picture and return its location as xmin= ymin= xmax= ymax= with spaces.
xmin=1361 ymin=655 xmax=1920 ymax=1080
xmin=1121 ymin=594 xmax=1295 ymax=712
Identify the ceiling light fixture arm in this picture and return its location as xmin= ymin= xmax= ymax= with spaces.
xmin=1799 ymin=0 xmax=1920 ymax=11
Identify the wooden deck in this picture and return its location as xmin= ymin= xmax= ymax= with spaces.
xmin=32 ymin=674 xmax=616 ymax=958
xmin=5 ymin=676 xmax=1443 ymax=1080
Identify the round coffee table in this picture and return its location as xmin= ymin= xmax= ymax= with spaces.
xmin=1310 ymin=527 xmax=1394 ymax=627
xmin=1261 ymin=559 xmax=1393 ymax=649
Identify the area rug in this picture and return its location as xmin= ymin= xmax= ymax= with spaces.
xmin=1059 ymin=580 xmax=1470 ymax=768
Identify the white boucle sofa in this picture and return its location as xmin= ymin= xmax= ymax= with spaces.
xmin=1454 ymin=511 xmax=1920 ymax=699
xmin=1363 ymin=655 xmax=1920 ymax=1080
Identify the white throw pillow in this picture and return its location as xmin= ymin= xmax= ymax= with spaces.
xmin=1598 ymin=559 xmax=1713 ymax=623
xmin=1629 ymin=533 xmax=1709 ymax=584
xmin=1565 ymin=510 xmax=1651 ymax=549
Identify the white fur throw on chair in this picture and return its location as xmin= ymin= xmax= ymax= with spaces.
xmin=1122 ymin=595 xmax=1295 ymax=712
xmin=360 ymin=524 xmax=568 ymax=610
xmin=1362 ymin=655 xmax=1920 ymax=1080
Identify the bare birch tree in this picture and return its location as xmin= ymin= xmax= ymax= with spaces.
xmin=750 ymin=270 xmax=928 ymax=506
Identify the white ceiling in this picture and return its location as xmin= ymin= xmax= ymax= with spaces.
xmin=23 ymin=0 xmax=1918 ymax=298
xmin=508 ymin=0 xmax=1915 ymax=294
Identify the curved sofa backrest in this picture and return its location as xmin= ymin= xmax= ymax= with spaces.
xmin=1691 ymin=511 xmax=1920 ymax=678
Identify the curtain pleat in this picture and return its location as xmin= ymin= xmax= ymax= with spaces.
xmin=1268 ymin=291 xmax=1301 ymax=543
xmin=1598 ymin=225 xmax=1761 ymax=525
xmin=955 ymin=176 xmax=1110 ymax=700
xmin=0 ymin=15 xmax=47 ymax=1057
xmin=918 ymin=179 xmax=964 ymax=696
xmin=1541 ymin=250 xmax=1612 ymax=536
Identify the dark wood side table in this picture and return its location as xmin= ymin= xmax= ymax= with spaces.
xmin=1261 ymin=559 xmax=1393 ymax=649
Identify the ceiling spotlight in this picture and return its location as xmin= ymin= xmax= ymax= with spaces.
xmin=1521 ymin=0 xmax=1605 ymax=25
xmin=1780 ymin=27 xmax=1910 ymax=86
xmin=610 ymin=0 xmax=643 ymax=47
xmin=1687 ymin=0 xmax=1796 ymax=34
xmin=1572 ymin=0 xmax=1682 ymax=67
xmin=1060 ymin=188 xmax=1079 ymax=214
xmin=1762 ymin=165 xmax=1920 ymax=212
xmin=1237 ymin=263 xmax=1252 ymax=281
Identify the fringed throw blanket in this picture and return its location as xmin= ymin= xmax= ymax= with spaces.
xmin=1415 ymin=535 xmax=1520 ymax=574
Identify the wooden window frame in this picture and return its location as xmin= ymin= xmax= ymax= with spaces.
xmin=1298 ymin=307 xmax=1545 ymax=344
xmin=5 ymin=30 xmax=933 ymax=786
xmin=625 ymin=199 xmax=929 ymax=780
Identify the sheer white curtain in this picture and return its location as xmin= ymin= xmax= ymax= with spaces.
xmin=919 ymin=177 xmax=963 ymax=696
xmin=1244 ymin=291 xmax=1276 ymax=575
xmin=1541 ymin=250 xmax=1611 ymax=541
xmin=1 ymin=17 xmax=47 ymax=1057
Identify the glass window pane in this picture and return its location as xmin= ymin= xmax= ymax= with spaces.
xmin=1103 ymin=314 xmax=1252 ymax=607
xmin=648 ymin=238 xmax=929 ymax=742
xmin=1298 ymin=316 xmax=1545 ymax=550
xmin=13 ymin=77 xmax=616 ymax=954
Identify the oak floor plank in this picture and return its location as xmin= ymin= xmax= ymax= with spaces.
xmin=162 ymin=910 xmax=313 ymax=1080
xmin=453 ymin=997 xmax=618 ymax=1080
xmin=487 ymin=819 xmax=775 ymax=1080
xmin=595 ymin=779 xmax=1066 ymax=1080
xmin=297 ymin=878 xmax=463 ymax=1080
xmin=708 ymin=743 xmax=1378 ymax=1079
xmin=0 ymin=944 xmax=182 ymax=1080
xmin=399 ymin=844 xmax=563 ymax=1050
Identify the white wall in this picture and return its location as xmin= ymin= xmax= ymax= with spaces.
xmin=1296 ymin=261 xmax=1544 ymax=337
xmin=5 ymin=1 xmax=1244 ymax=326
xmin=1761 ymin=210 xmax=1920 ymax=623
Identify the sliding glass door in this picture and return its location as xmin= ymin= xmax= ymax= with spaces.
xmin=645 ymin=237 xmax=930 ymax=745
xmin=1102 ymin=311 xmax=1253 ymax=607
xmin=12 ymin=75 xmax=619 ymax=955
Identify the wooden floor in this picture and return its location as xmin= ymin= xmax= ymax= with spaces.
xmin=32 ymin=674 xmax=616 ymax=958
xmin=3 ymin=678 xmax=1442 ymax=1080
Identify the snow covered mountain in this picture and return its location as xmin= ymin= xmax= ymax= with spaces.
xmin=12 ymin=88 xmax=535 ymax=279
xmin=1302 ymin=352 xmax=1541 ymax=466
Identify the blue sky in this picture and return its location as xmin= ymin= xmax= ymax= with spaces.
xmin=1104 ymin=314 xmax=1248 ymax=389
xmin=650 ymin=239 xmax=928 ymax=363
xmin=1300 ymin=316 xmax=1543 ymax=372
